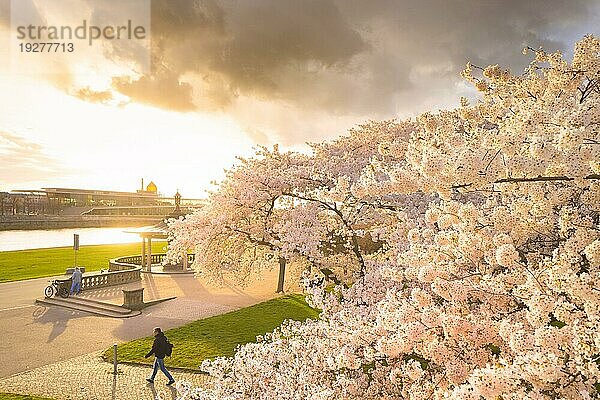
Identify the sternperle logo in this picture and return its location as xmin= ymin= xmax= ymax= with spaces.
xmin=16 ymin=19 xmax=147 ymax=46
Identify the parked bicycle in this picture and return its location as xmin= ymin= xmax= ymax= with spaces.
xmin=44 ymin=280 xmax=69 ymax=298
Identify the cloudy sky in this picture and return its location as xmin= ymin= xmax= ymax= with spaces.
xmin=0 ymin=0 xmax=598 ymax=197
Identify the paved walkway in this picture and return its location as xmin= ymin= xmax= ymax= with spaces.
xmin=0 ymin=270 xmax=289 ymax=378
xmin=0 ymin=266 xmax=299 ymax=398
xmin=0 ymin=351 xmax=210 ymax=399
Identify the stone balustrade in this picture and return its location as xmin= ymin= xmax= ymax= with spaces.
xmin=108 ymin=255 xmax=142 ymax=271
xmin=56 ymin=267 xmax=141 ymax=292
xmin=109 ymin=253 xmax=195 ymax=271
xmin=54 ymin=253 xmax=195 ymax=293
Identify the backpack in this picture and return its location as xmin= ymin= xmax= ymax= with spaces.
xmin=165 ymin=339 xmax=174 ymax=357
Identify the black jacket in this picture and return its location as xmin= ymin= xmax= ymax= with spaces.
xmin=146 ymin=332 xmax=169 ymax=359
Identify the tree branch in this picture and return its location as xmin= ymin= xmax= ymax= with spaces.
xmin=452 ymin=174 xmax=600 ymax=189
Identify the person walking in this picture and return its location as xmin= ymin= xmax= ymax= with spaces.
xmin=145 ymin=327 xmax=175 ymax=385
xmin=69 ymin=267 xmax=82 ymax=295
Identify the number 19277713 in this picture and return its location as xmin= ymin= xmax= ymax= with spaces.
xmin=19 ymin=42 xmax=74 ymax=52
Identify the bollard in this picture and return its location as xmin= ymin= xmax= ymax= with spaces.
xmin=113 ymin=343 xmax=118 ymax=375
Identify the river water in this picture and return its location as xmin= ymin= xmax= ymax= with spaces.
xmin=0 ymin=227 xmax=155 ymax=252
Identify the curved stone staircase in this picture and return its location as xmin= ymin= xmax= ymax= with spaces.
xmin=35 ymin=296 xmax=141 ymax=318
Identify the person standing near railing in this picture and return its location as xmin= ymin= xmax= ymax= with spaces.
xmin=70 ymin=267 xmax=82 ymax=295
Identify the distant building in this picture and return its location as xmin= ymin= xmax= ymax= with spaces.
xmin=136 ymin=178 xmax=158 ymax=195
xmin=46 ymin=187 xmax=161 ymax=208
xmin=0 ymin=191 xmax=48 ymax=215
xmin=2 ymin=180 xmax=204 ymax=216
xmin=144 ymin=181 xmax=157 ymax=194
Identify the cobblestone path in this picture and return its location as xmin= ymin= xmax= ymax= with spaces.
xmin=0 ymin=351 xmax=210 ymax=400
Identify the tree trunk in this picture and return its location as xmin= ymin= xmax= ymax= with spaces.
xmin=276 ymin=257 xmax=286 ymax=293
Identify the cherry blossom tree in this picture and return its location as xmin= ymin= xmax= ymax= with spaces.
xmin=168 ymin=120 xmax=422 ymax=288
xmin=173 ymin=35 xmax=600 ymax=399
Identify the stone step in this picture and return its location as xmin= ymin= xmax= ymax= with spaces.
xmin=61 ymin=296 xmax=131 ymax=314
xmin=36 ymin=297 xmax=141 ymax=318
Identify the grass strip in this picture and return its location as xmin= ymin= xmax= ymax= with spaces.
xmin=105 ymin=294 xmax=319 ymax=370
xmin=0 ymin=242 xmax=165 ymax=283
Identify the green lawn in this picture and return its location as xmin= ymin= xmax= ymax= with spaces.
xmin=0 ymin=242 xmax=165 ymax=283
xmin=105 ymin=294 xmax=319 ymax=370
xmin=0 ymin=394 xmax=53 ymax=400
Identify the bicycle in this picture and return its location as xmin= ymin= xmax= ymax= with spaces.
xmin=44 ymin=280 xmax=70 ymax=298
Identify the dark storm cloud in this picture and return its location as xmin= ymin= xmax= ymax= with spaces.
xmin=212 ymin=0 xmax=368 ymax=96
xmin=13 ymin=0 xmax=596 ymax=144
xmin=110 ymin=0 xmax=598 ymax=121
xmin=113 ymin=0 xmax=371 ymax=112
xmin=337 ymin=0 xmax=593 ymax=70
xmin=320 ymin=0 xmax=599 ymax=119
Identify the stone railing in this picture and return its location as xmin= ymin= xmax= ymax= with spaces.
xmin=44 ymin=254 xmax=194 ymax=296
xmin=109 ymin=255 xmax=143 ymax=271
xmin=81 ymin=268 xmax=141 ymax=290
xmin=56 ymin=267 xmax=141 ymax=292
xmin=109 ymin=253 xmax=195 ymax=271
xmin=54 ymin=253 xmax=196 ymax=293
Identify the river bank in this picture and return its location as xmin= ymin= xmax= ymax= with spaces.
xmin=0 ymin=215 xmax=162 ymax=231
xmin=0 ymin=227 xmax=157 ymax=252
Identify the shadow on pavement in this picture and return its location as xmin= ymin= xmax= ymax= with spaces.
xmin=29 ymin=305 xmax=90 ymax=343
xmin=171 ymin=274 xmax=210 ymax=298
xmin=142 ymin=274 xmax=161 ymax=300
xmin=148 ymin=382 xmax=178 ymax=400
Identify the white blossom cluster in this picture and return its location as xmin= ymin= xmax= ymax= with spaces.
xmin=172 ymin=36 xmax=600 ymax=399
